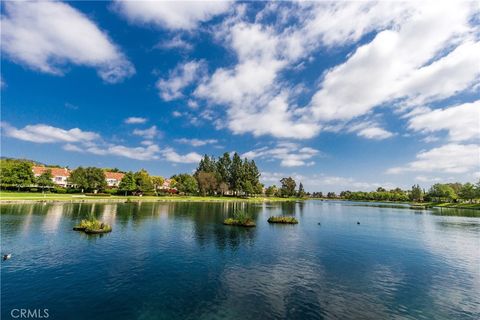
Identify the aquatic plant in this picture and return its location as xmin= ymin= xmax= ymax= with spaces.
xmin=267 ymin=216 xmax=298 ymax=224
xmin=73 ymin=219 xmax=112 ymax=234
xmin=223 ymin=211 xmax=256 ymax=227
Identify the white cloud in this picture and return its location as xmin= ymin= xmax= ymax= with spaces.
xmin=347 ymin=121 xmax=394 ymax=140
xmin=157 ymin=60 xmax=205 ymax=101
xmin=309 ymin=2 xmax=478 ymax=122
xmin=114 ymin=0 xmax=230 ymax=30
xmin=1 ymin=0 xmax=134 ymax=83
xmin=1 ymin=122 xmax=99 ymax=143
xmin=65 ymin=141 xmax=161 ymax=161
xmin=132 ymin=126 xmax=159 ymax=139
xmin=357 ymin=127 xmax=394 ymax=140
xmin=175 ymin=138 xmax=218 ymax=147
xmin=194 ymin=2 xmax=479 ymax=140
xmin=125 ymin=117 xmax=147 ymax=124
xmin=161 ymin=148 xmax=202 ymax=164
xmin=407 ymin=100 xmax=480 ymax=142
xmin=156 ymin=35 xmax=193 ymax=51
xmin=242 ymin=142 xmax=320 ymax=167
xmin=387 ymin=144 xmax=479 ymax=174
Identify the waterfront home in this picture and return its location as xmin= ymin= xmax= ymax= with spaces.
xmin=159 ymin=178 xmax=177 ymax=191
xmin=32 ymin=166 xmax=124 ymax=188
xmin=105 ymin=172 xmax=125 ymax=187
xmin=33 ymin=166 xmax=71 ymax=187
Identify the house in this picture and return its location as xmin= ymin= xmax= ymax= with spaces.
xmin=159 ymin=178 xmax=176 ymax=190
xmin=32 ymin=166 xmax=125 ymax=188
xmin=32 ymin=166 xmax=71 ymax=187
xmin=105 ymin=172 xmax=125 ymax=187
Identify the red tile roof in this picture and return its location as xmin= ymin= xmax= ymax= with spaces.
xmin=104 ymin=172 xmax=125 ymax=180
xmin=33 ymin=166 xmax=70 ymax=177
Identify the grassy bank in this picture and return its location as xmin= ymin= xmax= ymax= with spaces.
xmin=0 ymin=191 xmax=304 ymax=203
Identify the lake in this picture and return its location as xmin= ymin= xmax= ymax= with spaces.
xmin=1 ymin=200 xmax=479 ymax=319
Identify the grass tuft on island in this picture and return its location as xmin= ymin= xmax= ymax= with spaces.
xmin=223 ymin=211 xmax=256 ymax=227
xmin=267 ymin=216 xmax=298 ymax=224
xmin=73 ymin=219 xmax=112 ymax=234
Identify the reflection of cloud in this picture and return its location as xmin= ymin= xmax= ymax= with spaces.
xmin=100 ymin=203 xmax=118 ymax=226
xmin=420 ymin=217 xmax=480 ymax=314
xmin=42 ymin=204 xmax=64 ymax=232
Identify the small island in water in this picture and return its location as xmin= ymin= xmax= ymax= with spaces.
xmin=73 ymin=219 xmax=112 ymax=234
xmin=223 ymin=211 xmax=256 ymax=227
xmin=268 ymin=216 xmax=298 ymax=224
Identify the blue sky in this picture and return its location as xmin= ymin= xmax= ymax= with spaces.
xmin=1 ymin=1 xmax=479 ymax=192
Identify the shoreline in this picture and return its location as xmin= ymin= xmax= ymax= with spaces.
xmin=0 ymin=195 xmax=306 ymax=205
xmin=0 ymin=196 xmax=478 ymax=211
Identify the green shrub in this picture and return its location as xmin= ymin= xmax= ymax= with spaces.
xmin=54 ymin=187 xmax=67 ymax=194
xmin=104 ymin=189 xmax=118 ymax=195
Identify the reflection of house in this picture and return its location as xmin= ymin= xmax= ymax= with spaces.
xmin=33 ymin=166 xmax=70 ymax=187
xmin=105 ymin=172 xmax=124 ymax=187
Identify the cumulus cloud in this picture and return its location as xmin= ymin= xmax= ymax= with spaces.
xmin=125 ymin=117 xmax=147 ymax=124
xmin=407 ymin=100 xmax=480 ymax=142
xmin=192 ymin=2 xmax=479 ymax=142
xmin=1 ymin=122 xmax=99 ymax=143
xmin=242 ymin=142 xmax=320 ymax=167
xmin=309 ymin=3 xmax=478 ymax=122
xmin=1 ymin=0 xmax=134 ymax=83
xmin=132 ymin=126 xmax=159 ymax=139
xmin=161 ymin=148 xmax=202 ymax=163
xmin=157 ymin=60 xmax=205 ymax=101
xmin=347 ymin=121 xmax=394 ymax=140
xmin=114 ymin=0 xmax=230 ymax=30
xmin=175 ymin=138 xmax=218 ymax=147
xmin=387 ymin=144 xmax=479 ymax=174
xmin=156 ymin=35 xmax=193 ymax=51
xmin=64 ymin=141 xmax=161 ymax=161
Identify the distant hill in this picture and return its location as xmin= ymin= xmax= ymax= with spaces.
xmin=0 ymin=157 xmax=65 ymax=168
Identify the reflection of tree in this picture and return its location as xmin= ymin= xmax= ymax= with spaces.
xmin=166 ymin=202 xmax=261 ymax=250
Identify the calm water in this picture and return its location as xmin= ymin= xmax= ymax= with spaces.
xmin=1 ymin=201 xmax=479 ymax=319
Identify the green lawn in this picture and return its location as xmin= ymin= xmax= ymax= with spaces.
xmin=0 ymin=191 xmax=304 ymax=203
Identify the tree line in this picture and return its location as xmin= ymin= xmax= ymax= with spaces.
xmin=313 ymin=182 xmax=480 ymax=203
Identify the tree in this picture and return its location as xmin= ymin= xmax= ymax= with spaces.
xmin=69 ymin=167 xmax=106 ymax=192
xmin=87 ymin=167 xmax=107 ymax=192
xmin=36 ymin=169 xmax=54 ymax=192
xmin=134 ymin=169 xmax=153 ymax=194
xmin=410 ymin=184 xmax=423 ymax=202
xmin=427 ymin=183 xmax=457 ymax=202
xmin=243 ymin=180 xmax=254 ymax=196
xmin=230 ymin=153 xmax=244 ymax=194
xmin=216 ymin=152 xmax=232 ymax=188
xmin=459 ymin=183 xmax=476 ymax=202
xmin=218 ymin=182 xmax=229 ymax=196
xmin=151 ymin=176 xmax=165 ymax=194
xmin=197 ymin=171 xmax=218 ymax=196
xmin=327 ymin=192 xmax=336 ymax=199
xmin=266 ymin=185 xmax=278 ymax=197
xmin=280 ymin=177 xmax=296 ymax=197
xmin=119 ymin=172 xmax=137 ymax=196
xmin=298 ymin=182 xmax=306 ymax=198
xmin=0 ymin=159 xmax=35 ymax=190
xmin=196 ymin=155 xmax=217 ymax=174
xmin=171 ymin=174 xmax=198 ymax=194
xmin=68 ymin=167 xmax=89 ymax=192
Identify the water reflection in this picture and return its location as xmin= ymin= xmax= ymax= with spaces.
xmin=1 ymin=201 xmax=479 ymax=320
